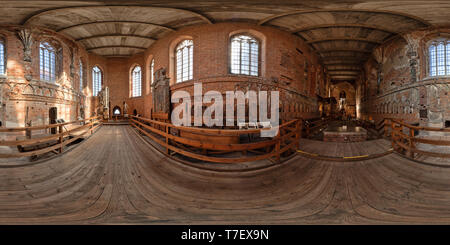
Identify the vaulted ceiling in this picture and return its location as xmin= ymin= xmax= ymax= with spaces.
xmin=1 ymin=0 xmax=449 ymax=81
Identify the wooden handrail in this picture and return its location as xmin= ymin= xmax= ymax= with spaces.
xmin=130 ymin=115 xmax=301 ymax=164
xmin=0 ymin=116 xmax=101 ymax=132
xmin=0 ymin=116 xmax=103 ymax=158
xmin=385 ymin=118 xmax=450 ymax=159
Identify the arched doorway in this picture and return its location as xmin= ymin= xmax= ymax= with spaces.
xmin=112 ymin=106 xmax=121 ymax=116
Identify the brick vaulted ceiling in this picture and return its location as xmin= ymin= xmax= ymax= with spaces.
xmin=1 ymin=0 xmax=449 ymax=81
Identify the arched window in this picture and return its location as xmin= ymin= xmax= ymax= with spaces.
xmin=92 ymin=66 xmax=102 ymax=96
xmin=150 ymin=59 xmax=155 ymax=84
xmin=230 ymin=34 xmax=259 ymax=76
xmin=429 ymin=39 xmax=450 ymax=76
xmin=131 ymin=66 xmax=142 ymax=97
xmin=0 ymin=39 xmax=5 ymax=75
xmin=39 ymin=42 xmax=57 ymax=82
xmin=175 ymin=39 xmax=193 ymax=83
xmin=79 ymin=60 xmax=83 ymax=92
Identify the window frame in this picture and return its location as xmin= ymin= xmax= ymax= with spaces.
xmin=79 ymin=59 xmax=84 ymax=92
xmin=131 ymin=65 xmax=142 ymax=97
xmin=0 ymin=38 xmax=5 ymax=76
xmin=428 ymin=39 xmax=450 ymax=77
xmin=39 ymin=41 xmax=58 ymax=83
xmin=150 ymin=59 xmax=155 ymax=84
xmin=175 ymin=39 xmax=194 ymax=83
xmin=229 ymin=33 xmax=261 ymax=77
xmin=92 ymin=66 xmax=102 ymax=97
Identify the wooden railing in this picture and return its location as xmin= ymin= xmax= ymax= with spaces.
xmin=130 ymin=115 xmax=302 ymax=164
xmin=0 ymin=116 xmax=102 ymax=158
xmin=385 ymin=118 xmax=450 ymax=159
xmin=303 ymin=117 xmax=330 ymax=138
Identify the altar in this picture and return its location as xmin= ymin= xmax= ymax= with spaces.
xmin=323 ymin=125 xmax=367 ymax=142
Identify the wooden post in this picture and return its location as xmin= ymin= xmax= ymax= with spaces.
xmin=384 ymin=118 xmax=388 ymax=137
xmin=295 ymin=120 xmax=300 ymax=149
xmin=58 ymin=125 xmax=63 ymax=153
xmin=391 ymin=121 xmax=396 ymax=151
xmin=409 ymin=128 xmax=415 ymax=158
xmin=275 ymin=129 xmax=281 ymax=163
xmin=165 ymin=125 xmax=169 ymax=154
xmin=90 ymin=119 xmax=93 ymax=135
xmin=25 ymin=128 xmax=31 ymax=139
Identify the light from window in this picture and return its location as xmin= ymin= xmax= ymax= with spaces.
xmin=429 ymin=40 xmax=450 ymax=76
xmin=150 ymin=59 xmax=154 ymax=84
xmin=114 ymin=108 xmax=120 ymax=115
xmin=92 ymin=66 xmax=102 ymax=96
xmin=132 ymin=66 xmax=142 ymax=97
xmin=0 ymin=41 xmax=4 ymax=75
xmin=230 ymin=35 xmax=259 ymax=76
xmin=40 ymin=42 xmax=56 ymax=82
xmin=79 ymin=60 xmax=83 ymax=92
xmin=176 ymin=40 xmax=193 ymax=83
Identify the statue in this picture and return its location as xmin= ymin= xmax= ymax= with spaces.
xmin=151 ymin=68 xmax=170 ymax=114
xmin=96 ymin=87 xmax=109 ymax=120
xmin=123 ymin=101 xmax=128 ymax=118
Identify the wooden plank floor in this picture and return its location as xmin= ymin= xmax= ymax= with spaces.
xmin=1 ymin=125 xmax=450 ymax=224
xmin=298 ymin=138 xmax=392 ymax=157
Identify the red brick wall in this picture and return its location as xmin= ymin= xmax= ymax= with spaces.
xmin=120 ymin=22 xmax=328 ymax=121
xmin=358 ymin=28 xmax=450 ymax=126
xmin=0 ymin=26 xmax=93 ymax=128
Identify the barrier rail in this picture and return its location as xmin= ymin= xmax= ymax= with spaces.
xmin=129 ymin=115 xmax=302 ymax=164
xmin=385 ymin=118 xmax=450 ymax=159
xmin=303 ymin=117 xmax=330 ymax=138
xmin=0 ymin=116 xmax=102 ymax=158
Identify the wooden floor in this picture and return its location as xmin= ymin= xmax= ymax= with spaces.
xmin=298 ymin=138 xmax=392 ymax=157
xmin=1 ymin=125 xmax=450 ymax=224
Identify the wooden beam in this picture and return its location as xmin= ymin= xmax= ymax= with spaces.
xmin=23 ymin=5 xmax=213 ymax=26
xmin=320 ymin=56 xmax=368 ymax=60
xmin=56 ymin=20 xmax=175 ymax=33
xmin=86 ymin=45 xmax=147 ymax=51
xmin=76 ymin=34 xmax=156 ymax=42
xmin=291 ymin=23 xmax=399 ymax=34
xmin=317 ymin=49 xmax=372 ymax=54
xmin=327 ymin=68 xmax=362 ymax=72
xmin=257 ymin=9 xmax=431 ymax=26
xmin=323 ymin=61 xmax=363 ymax=65
xmin=307 ymin=37 xmax=382 ymax=44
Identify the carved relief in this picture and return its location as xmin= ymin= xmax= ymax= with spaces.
xmin=16 ymin=29 xmax=33 ymax=81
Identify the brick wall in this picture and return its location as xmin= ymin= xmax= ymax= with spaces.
xmin=358 ymin=28 xmax=450 ymax=127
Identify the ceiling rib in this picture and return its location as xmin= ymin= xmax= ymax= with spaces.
xmin=317 ymin=49 xmax=372 ymax=53
xmin=291 ymin=24 xmax=398 ymax=34
xmin=327 ymin=68 xmax=361 ymax=72
xmin=307 ymin=37 xmax=382 ymax=44
xmin=76 ymin=34 xmax=156 ymax=42
xmin=22 ymin=5 xmax=213 ymax=26
xmin=257 ymin=9 xmax=431 ymax=26
xmin=57 ymin=21 xmax=175 ymax=33
xmin=86 ymin=45 xmax=147 ymax=51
